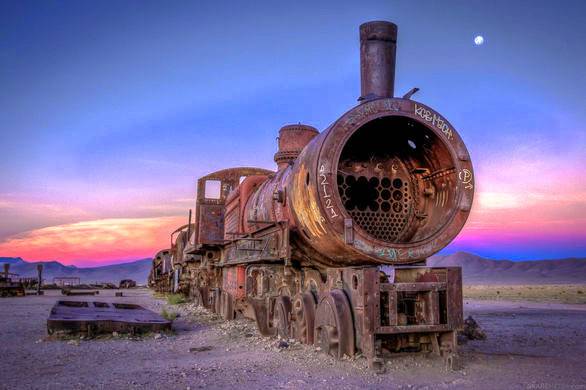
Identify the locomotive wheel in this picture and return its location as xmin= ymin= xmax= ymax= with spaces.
xmin=314 ymin=289 xmax=355 ymax=359
xmin=273 ymin=296 xmax=292 ymax=339
xmin=211 ymin=288 xmax=221 ymax=314
xmin=220 ymin=291 xmax=235 ymax=320
xmin=200 ymin=288 xmax=210 ymax=309
xmin=291 ymin=292 xmax=317 ymax=344
xmin=191 ymin=287 xmax=204 ymax=307
xmin=248 ymin=297 xmax=277 ymax=337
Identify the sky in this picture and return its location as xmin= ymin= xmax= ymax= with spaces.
xmin=0 ymin=0 xmax=585 ymax=266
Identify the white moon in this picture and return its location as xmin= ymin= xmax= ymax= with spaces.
xmin=474 ymin=35 xmax=484 ymax=45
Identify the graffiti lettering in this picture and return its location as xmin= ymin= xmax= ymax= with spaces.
xmin=319 ymin=164 xmax=339 ymax=218
xmin=384 ymin=100 xmax=401 ymax=112
xmin=458 ymin=168 xmax=473 ymax=190
xmin=376 ymin=247 xmax=398 ymax=260
xmin=414 ymin=103 xmax=453 ymax=140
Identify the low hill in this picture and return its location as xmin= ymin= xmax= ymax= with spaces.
xmin=0 ymin=257 xmax=25 ymax=265
xmin=2 ymin=252 xmax=585 ymax=286
xmin=428 ymin=252 xmax=586 ymax=285
xmin=1 ymin=258 xmax=152 ymax=285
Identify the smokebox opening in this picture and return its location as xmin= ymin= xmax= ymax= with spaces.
xmin=336 ymin=116 xmax=457 ymax=244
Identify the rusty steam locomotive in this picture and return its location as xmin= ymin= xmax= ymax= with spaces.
xmin=149 ymin=21 xmax=474 ymax=371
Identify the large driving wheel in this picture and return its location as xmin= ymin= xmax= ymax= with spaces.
xmin=314 ymin=289 xmax=355 ymax=359
xmin=273 ymin=296 xmax=292 ymax=339
xmin=291 ymin=292 xmax=317 ymax=344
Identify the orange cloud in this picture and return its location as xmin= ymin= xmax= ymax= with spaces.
xmin=0 ymin=216 xmax=185 ymax=266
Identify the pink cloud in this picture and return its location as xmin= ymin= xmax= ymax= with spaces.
xmin=0 ymin=216 xmax=184 ymax=266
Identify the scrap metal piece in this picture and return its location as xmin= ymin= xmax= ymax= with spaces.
xmin=119 ymin=279 xmax=136 ymax=288
xmin=61 ymin=289 xmax=99 ymax=296
xmin=47 ymin=301 xmax=171 ymax=336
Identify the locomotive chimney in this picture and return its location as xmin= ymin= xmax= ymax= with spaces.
xmin=359 ymin=21 xmax=397 ymax=102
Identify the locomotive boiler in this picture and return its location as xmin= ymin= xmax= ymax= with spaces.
xmin=148 ymin=20 xmax=474 ymax=371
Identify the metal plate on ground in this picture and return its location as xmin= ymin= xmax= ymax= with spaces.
xmin=47 ymin=301 xmax=171 ymax=336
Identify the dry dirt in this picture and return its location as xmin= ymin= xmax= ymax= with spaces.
xmin=463 ymin=284 xmax=586 ymax=304
xmin=1 ymin=288 xmax=585 ymax=390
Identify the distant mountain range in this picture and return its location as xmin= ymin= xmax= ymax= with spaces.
xmin=428 ymin=252 xmax=586 ymax=285
xmin=0 ymin=257 xmax=26 ymax=264
xmin=1 ymin=252 xmax=585 ymax=285
xmin=0 ymin=257 xmax=152 ymax=285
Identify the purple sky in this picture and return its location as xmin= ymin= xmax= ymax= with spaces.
xmin=1 ymin=0 xmax=585 ymax=265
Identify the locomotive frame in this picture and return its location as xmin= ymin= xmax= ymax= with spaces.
xmin=148 ymin=20 xmax=474 ymax=372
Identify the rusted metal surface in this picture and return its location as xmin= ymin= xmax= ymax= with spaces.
xmin=194 ymin=167 xmax=274 ymax=247
xmin=314 ymin=289 xmax=355 ymax=359
xmin=359 ymin=21 xmax=397 ymax=102
xmin=47 ymin=301 xmax=171 ymax=336
xmin=274 ymin=124 xmax=319 ymax=169
xmin=149 ymin=20 xmax=473 ymax=371
xmin=287 ymin=97 xmax=474 ymax=267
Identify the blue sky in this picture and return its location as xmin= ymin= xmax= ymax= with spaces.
xmin=1 ymin=0 xmax=585 ymax=264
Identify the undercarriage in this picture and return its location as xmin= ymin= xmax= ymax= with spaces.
xmin=168 ymin=260 xmax=463 ymax=371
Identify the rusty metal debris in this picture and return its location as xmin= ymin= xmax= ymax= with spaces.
xmin=189 ymin=345 xmax=213 ymax=353
xmin=1 ymin=263 xmax=25 ymax=297
xmin=61 ymin=289 xmax=99 ymax=296
xmin=47 ymin=301 xmax=171 ymax=336
xmin=459 ymin=316 xmax=487 ymax=342
xmin=149 ymin=20 xmax=474 ymax=371
xmin=119 ymin=279 xmax=137 ymax=289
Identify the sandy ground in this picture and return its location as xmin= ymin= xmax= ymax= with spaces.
xmin=464 ymin=284 xmax=586 ymax=304
xmin=1 ymin=289 xmax=585 ymax=390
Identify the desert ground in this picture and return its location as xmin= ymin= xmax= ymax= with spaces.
xmin=1 ymin=288 xmax=585 ymax=390
xmin=463 ymin=284 xmax=586 ymax=304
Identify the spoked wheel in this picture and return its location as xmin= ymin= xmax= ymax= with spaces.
xmin=273 ymin=296 xmax=292 ymax=339
xmin=291 ymin=292 xmax=317 ymax=344
xmin=220 ymin=291 xmax=235 ymax=320
xmin=314 ymin=289 xmax=355 ymax=359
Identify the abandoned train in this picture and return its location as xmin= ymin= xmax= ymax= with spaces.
xmin=148 ymin=21 xmax=474 ymax=370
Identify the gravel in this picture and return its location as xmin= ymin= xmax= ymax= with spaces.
xmin=0 ymin=289 xmax=585 ymax=389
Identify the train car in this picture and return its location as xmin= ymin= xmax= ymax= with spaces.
xmin=150 ymin=20 xmax=474 ymax=371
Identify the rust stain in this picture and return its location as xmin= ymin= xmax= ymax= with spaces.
xmin=292 ymin=164 xmax=326 ymax=237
